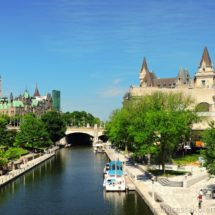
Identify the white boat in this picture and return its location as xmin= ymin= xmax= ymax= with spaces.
xmin=103 ymin=161 xmax=126 ymax=192
xmin=103 ymin=162 xmax=110 ymax=176
xmin=93 ymin=141 xmax=105 ymax=153
xmin=103 ymin=175 xmax=126 ymax=191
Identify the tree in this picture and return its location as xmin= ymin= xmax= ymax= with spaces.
xmin=0 ymin=117 xmax=9 ymax=146
xmin=41 ymin=111 xmax=66 ymax=143
xmin=106 ymin=91 xmax=199 ymax=173
xmin=105 ymin=108 xmax=132 ymax=151
xmin=15 ymin=114 xmax=52 ymax=149
xmin=6 ymin=130 xmax=17 ymax=147
xmin=4 ymin=147 xmax=28 ymax=160
xmin=202 ymin=122 xmax=215 ymax=175
xmin=137 ymin=92 xmax=198 ymax=172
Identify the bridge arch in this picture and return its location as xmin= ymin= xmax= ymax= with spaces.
xmin=59 ymin=127 xmax=104 ymax=146
xmin=66 ymin=132 xmax=93 ymax=146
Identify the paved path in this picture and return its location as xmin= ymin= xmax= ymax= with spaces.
xmin=105 ymin=147 xmax=215 ymax=215
xmin=105 ymin=148 xmax=166 ymax=215
xmin=0 ymin=146 xmax=59 ymax=187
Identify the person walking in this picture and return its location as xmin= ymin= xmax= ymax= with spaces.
xmin=198 ymin=193 xmax=203 ymax=209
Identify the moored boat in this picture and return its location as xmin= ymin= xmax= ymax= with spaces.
xmin=93 ymin=141 xmax=105 ymax=153
xmin=103 ymin=175 xmax=126 ymax=191
xmin=103 ymin=160 xmax=126 ymax=191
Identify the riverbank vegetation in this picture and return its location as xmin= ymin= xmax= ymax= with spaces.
xmin=0 ymin=111 xmax=66 ymax=171
xmin=62 ymin=111 xmax=102 ymax=127
xmin=105 ymin=92 xmax=200 ymax=173
xmin=0 ymin=110 xmax=102 ymax=172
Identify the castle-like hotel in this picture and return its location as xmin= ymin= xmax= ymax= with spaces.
xmin=124 ymin=47 xmax=215 ymax=129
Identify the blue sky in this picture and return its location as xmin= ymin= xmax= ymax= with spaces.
xmin=0 ymin=0 xmax=215 ymax=120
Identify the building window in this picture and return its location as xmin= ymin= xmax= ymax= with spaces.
xmin=196 ymin=102 xmax=210 ymax=112
xmin=201 ymin=80 xmax=206 ymax=87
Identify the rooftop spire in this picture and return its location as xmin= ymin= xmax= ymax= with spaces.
xmin=34 ymin=85 xmax=40 ymax=97
xmin=140 ymin=57 xmax=149 ymax=73
xmin=200 ymin=47 xmax=213 ymax=68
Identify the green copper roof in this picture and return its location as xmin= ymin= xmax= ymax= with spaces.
xmin=31 ymin=99 xmax=39 ymax=107
xmin=13 ymin=100 xmax=24 ymax=107
xmin=23 ymin=90 xmax=30 ymax=99
xmin=0 ymin=103 xmax=11 ymax=109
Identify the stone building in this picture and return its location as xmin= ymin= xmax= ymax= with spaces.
xmin=124 ymin=47 xmax=215 ymax=130
xmin=0 ymin=86 xmax=52 ymax=117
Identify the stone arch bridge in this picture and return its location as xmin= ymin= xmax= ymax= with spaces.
xmin=60 ymin=126 xmax=104 ymax=145
xmin=7 ymin=125 xmax=105 ymax=145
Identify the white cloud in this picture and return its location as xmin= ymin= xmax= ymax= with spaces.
xmin=113 ymin=79 xmax=121 ymax=85
xmin=99 ymin=87 xmax=125 ymax=97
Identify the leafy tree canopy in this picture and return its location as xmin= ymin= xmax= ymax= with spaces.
xmin=62 ymin=111 xmax=102 ymax=127
xmin=106 ymin=92 xmax=199 ymax=173
xmin=15 ymin=114 xmax=52 ymax=149
xmin=0 ymin=117 xmax=9 ymax=146
xmin=202 ymin=122 xmax=215 ymax=175
xmin=41 ymin=111 xmax=66 ymax=143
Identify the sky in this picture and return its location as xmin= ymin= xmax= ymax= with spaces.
xmin=0 ymin=0 xmax=215 ymax=120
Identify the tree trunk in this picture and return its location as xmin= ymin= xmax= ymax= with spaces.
xmin=161 ymin=143 xmax=165 ymax=174
xmin=162 ymin=161 xmax=165 ymax=174
xmin=125 ymin=144 xmax=128 ymax=154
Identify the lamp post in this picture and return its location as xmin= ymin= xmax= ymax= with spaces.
xmin=152 ymin=177 xmax=155 ymax=202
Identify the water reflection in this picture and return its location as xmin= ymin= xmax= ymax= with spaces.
xmin=0 ymin=148 xmax=152 ymax=215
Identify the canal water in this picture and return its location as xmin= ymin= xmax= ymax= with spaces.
xmin=0 ymin=147 xmax=153 ymax=215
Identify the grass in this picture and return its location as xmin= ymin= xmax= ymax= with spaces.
xmin=172 ymin=154 xmax=200 ymax=166
xmin=149 ymin=169 xmax=189 ymax=177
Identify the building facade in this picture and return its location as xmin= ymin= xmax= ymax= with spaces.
xmin=124 ymin=47 xmax=215 ymax=130
xmin=0 ymin=86 xmax=52 ymax=117
xmin=52 ymin=90 xmax=61 ymax=112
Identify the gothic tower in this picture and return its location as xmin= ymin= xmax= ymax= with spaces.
xmin=194 ymin=47 xmax=215 ymax=88
xmin=34 ymin=85 xmax=41 ymax=97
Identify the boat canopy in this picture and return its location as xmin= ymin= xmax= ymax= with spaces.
xmin=109 ymin=161 xmax=123 ymax=170
xmin=108 ymin=169 xmax=123 ymax=176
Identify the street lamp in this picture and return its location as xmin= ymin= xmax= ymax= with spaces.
xmin=151 ymin=177 xmax=155 ymax=202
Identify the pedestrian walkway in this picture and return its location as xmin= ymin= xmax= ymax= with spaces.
xmin=0 ymin=146 xmax=59 ymax=187
xmin=105 ymin=147 xmax=215 ymax=215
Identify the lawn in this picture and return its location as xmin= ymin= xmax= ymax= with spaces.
xmin=172 ymin=154 xmax=200 ymax=166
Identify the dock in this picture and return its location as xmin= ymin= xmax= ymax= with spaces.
xmin=125 ymin=175 xmax=136 ymax=191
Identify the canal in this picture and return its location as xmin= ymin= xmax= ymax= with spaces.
xmin=0 ymin=147 xmax=153 ymax=215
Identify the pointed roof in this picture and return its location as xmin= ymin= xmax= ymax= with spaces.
xmin=10 ymin=92 xmax=13 ymax=101
xmin=200 ymin=47 xmax=213 ymax=67
xmin=23 ymin=90 xmax=30 ymax=99
xmin=34 ymin=85 xmax=40 ymax=97
xmin=140 ymin=57 xmax=149 ymax=73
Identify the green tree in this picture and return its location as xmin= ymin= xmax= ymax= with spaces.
xmin=106 ymin=109 xmax=132 ymax=151
xmin=106 ymin=91 xmax=198 ymax=173
xmin=62 ymin=111 xmax=102 ymax=127
xmin=202 ymin=122 xmax=215 ymax=175
xmin=4 ymin=147 xmax=28 ymax=160
xmin=15 ymin=115 xmax=52 ymax=149
xmin=41 ymin=111 xmax=66 ymax=143
xmin=7 ymin=130 xmax=17 ymax=147
xmin=0 ymin=117 xmax=9 ymax=146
